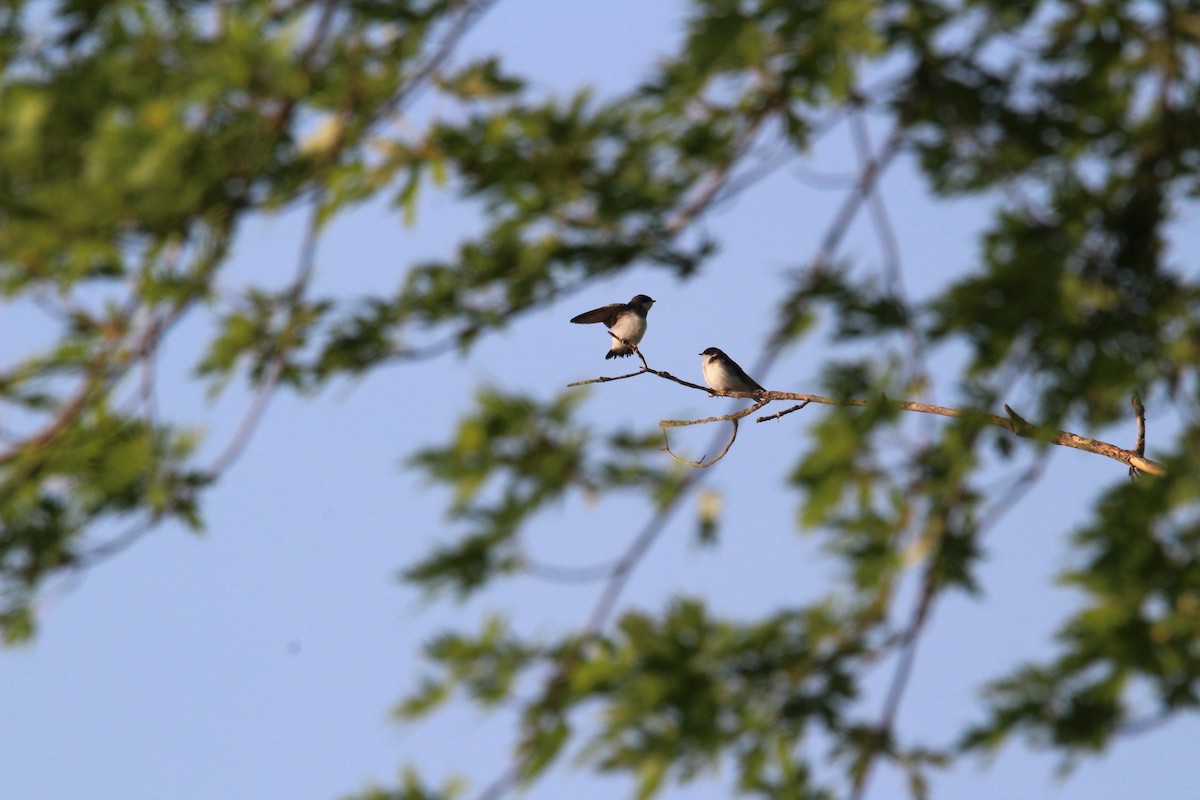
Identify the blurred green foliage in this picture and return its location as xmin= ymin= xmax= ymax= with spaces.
xmin=3 ymin=1 xmax=1200 ymax=798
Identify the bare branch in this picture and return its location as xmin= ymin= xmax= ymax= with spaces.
xmin=661 ymin=420 xmax=740 ymax=467
xmin=576 ymin=352 xmax=1163 ymax=475
xmin=756 ymin=401 xmax=810 ymax=422
xmin=0 ymin=372 xmax=104 ymax=468
xmin=663 ymin=93 xmax=783 ymax=235
xmin=206 ymin=198 xmax=324 ymax=477
xmin=564 ymin=369 xmax=648 ymax=388
xmin=0 ymin=291 xmax=190 ymax=472
xmin=602 ymin=329 xmax=650 ymax=371
xmin=851 ymin=112 xmax=929 ymax=388
xmin=759 ymin=122 xmax=908 ymax=390
xmin=852 ymin=113 xmax=905 ymax=301
xmin=849 ymin=570 xmax=936 ymax=800
xmin=747 ymin=391 xmax=1161 ymax=475
xmin=632 ymin=343 xmax=649 ymax=372
xmin=661 ymin=398 xmax=772 ymax=429
xmin=1130 ymin=391 xmax=1146 ymax=479
xmin=385 ymin=335 xmax=465 ymax=364
xmin=1118 ymin=710 xmax=1171 ymax=738
xmin=520 ymin=556 xmax=618 ymax=584
xmin=75 ymin=512 xmax=162 ymax=567
xmin=812 ymin=126 xmax=905 ymax=279
xmin=1132 ymin=392 xmax=1147 ymax=455
xmin=567 ymin=369 xmax=648 ymax=388
xmin=567 ymin=343 xmax=714 ymax=393
xmin=372 ymin=0 xmax=498 ymax=125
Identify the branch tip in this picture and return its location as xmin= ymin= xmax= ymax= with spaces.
xmin=756 ymin=401 xmax=810 ymax=423
xmin=1130 ymin=391 xmax=1147 ymax=480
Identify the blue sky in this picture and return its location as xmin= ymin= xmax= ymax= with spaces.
xmin=3 ymin=2 xmax=1198 ymax=799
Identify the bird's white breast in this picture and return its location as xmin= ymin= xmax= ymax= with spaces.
xmin=610 ymin=312 xmax=646 ymax=348
xmin=702 ymin=355 xmax=733 ymax=391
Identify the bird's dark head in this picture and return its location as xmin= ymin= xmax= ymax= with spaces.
xmin=630 ymin=294 xmax=655 ymax=313
xmin=699 ymin=347 xmax=725 ymax=358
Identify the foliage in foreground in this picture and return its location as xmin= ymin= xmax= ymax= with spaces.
xmin=3 ymin=1 xmax=1200 ymax=798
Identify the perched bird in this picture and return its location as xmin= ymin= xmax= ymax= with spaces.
xmin=699 ymin=347 xmax=765 ymax=394
xmin=570 ymin=294 xmax=655 ymax=359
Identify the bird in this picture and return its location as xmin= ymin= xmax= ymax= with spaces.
xmin=569 ymin=294 xmax=655 ymax=359
xmin=699 ymin=347 xmax=765 ymax=394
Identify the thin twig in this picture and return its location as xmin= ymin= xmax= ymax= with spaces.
xmin=813 ymin=126 xmax=905 ymax=280
xmin=74 ymin=513 xmax=163 ymax=567
xmin=207 ymin=197 xmax=323 ymax=477
xmin=61 ymin=212 xmax=316 ymax=572
xmin=849 ymin=574 xmax=936 ymax=800
xmin=601 ymin=329 xmax=650 ymax=371
xmin=757 ymin=401 xmax=810 ymax=422
xmin=1117 ymin=710 xmax=1171 ymax=737
xmin=567 ymin=345 xmax=713 ymax=394
xmin=581 ymin=475 xmax=700 ymax=636
xmin=791 ymin=164 xmax=861 ymax=189
xmin=662 ymin=420 xmax=740 ymax=467
xmin=521 ymin=557 xmax=619 ymax=584
xmin=567 ymin=369 xmax=648 ymax=387
xmin=765 ymin=122 xmax=906 ymax=363
xmin=374 ymin=0 xmax=497 ymax=124
xmin=0 ymin=287 xmax=193 ymax=473
xmin=663 ymin=93 xmax=783 ymax=235
xmin=472 ymin=764 xmax=523 ymax=800
xmin=0 ymin=372 xmax=103 ymax=468
xmin=1132 ymin=392 xmax=1146 ymax=455
xmin=660 ymin=398 xmax=772 ymax=429
xmin=633 ymin=344 xmax=649 ymax=372
xmin=851 ymin=113 xmax=905 ymax=300
xmin=976 ymin=459 xmax=1048 ymax=540
xmin=1130 ymin=391 xmax=1146 ymax=479
xmin=851 ymin=112 xmax=929 ymax=389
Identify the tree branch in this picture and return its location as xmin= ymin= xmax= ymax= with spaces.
xmin=662 ymin=92 xmax=784 ymax=235
xmin=1130 ymin=391 xmax=1146 ymax=479
xmin=572 ymin=359 xmax=1165 ymax=476
xmin=756 ymin=401 xmax=811 ymax=422
xmin=661 ymin=419 xmax=742 ymax=467
xmin=850 ymin=111 xmax=929 ymax=388
xmin=851 ymin=456 xmax=1047 ymax=800
xmin=660 ymin=397 xmax=772 ymax=429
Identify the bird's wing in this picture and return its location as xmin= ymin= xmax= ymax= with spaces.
xmin=569 ymin=303 xmax=621 ymax=325
xmin=733 ymin=362 xmax=765 ymax=391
